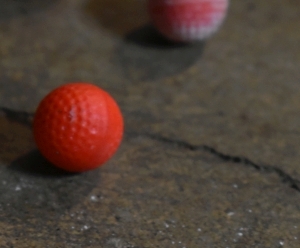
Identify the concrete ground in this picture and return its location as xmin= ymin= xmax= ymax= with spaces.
xmin=0 ymin=0 xmax=299 ymax=247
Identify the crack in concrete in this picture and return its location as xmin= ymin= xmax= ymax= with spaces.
xmin=1 ymin=107 xmax=299 ymax=192
xmin=143 ymin=133 xmax=300 ymax=192
xmin=0 ymin=107 xmax=33 ymax=127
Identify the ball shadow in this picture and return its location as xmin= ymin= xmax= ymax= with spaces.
xmin=0 ymin=150 xmax=101 ymax=220
xmin=124 ymin=24 xmax=188 ymax=49
xmin=115 ymin=24 xmax=206 ymax=81
xmin=8 ymin=149 xmax=75 ymax=178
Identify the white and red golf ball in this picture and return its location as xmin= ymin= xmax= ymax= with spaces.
xmin=148 ymin=0 xmax=229 ymax=42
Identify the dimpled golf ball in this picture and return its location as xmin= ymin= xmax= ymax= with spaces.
xmin=148 ymin=0 xmax=229 ymax=42
xmin=33 ymin=82 xmax=124 ymax=172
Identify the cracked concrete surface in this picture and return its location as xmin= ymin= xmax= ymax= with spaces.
xmin=0 ymin=0 xmax=300 ymax=247
xmin=143 ymin=132 xmax=300 ymax=192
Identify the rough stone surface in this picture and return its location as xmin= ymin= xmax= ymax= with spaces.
xmin=0 ymin=0 xmax=300 ymax=247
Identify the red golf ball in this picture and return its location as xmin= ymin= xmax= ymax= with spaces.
xmin=148 ymin=0 xmax=229 ymax=42
xmin=33 ymin=83 xmax=124 ymax=172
